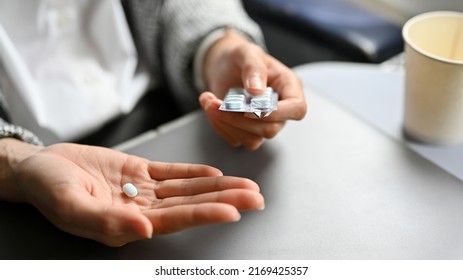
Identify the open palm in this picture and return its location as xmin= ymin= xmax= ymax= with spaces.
xmin=15 ymin=143 xmax=264 ymax=246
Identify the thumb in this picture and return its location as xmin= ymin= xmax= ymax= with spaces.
xmin=241 ymin=57 xmax=268 ymax=95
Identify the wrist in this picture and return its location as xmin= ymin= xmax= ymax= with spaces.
xmin=0 ymin=138 xmax=43 ymax=202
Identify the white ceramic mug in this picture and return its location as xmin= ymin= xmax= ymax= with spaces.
xmin=402 ymin=11 xmax=463 ymax=145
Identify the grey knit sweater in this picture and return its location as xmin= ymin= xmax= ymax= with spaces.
xmin=0 ymin=0 xmax=263 ymax=145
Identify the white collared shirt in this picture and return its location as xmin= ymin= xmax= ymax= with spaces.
xmin=0 ymin=0 xmax=151 ymax=144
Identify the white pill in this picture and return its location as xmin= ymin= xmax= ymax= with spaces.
xmin=122 ymin=183 xmax=138 ymax=198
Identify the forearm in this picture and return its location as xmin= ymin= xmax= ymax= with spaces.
xmin=0 ymin=138 xmax=42 ymax=202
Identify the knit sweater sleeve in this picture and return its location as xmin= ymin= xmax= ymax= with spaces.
xmin=160 ymin=0 xmax=265 ymax=112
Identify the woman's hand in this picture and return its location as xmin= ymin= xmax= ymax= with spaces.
xmin=12 ymin=142 xmax=264 ymax=246
xmin=200 ymin=32 xmax=307 ymax=150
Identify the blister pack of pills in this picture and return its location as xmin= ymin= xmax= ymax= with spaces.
xmin=219 ymin=87 xmax=278 ymax=118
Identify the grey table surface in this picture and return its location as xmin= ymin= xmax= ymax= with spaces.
xmin=1 ymin=62 xmax=462 ymax=259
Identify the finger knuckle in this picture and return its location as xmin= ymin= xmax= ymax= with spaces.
xmin=263 ymin=123 xmax=283 ymax=138
xmin=244 ymin=138 xmax=264 ymax=151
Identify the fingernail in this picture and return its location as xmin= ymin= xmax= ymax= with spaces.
xmin=248 ymin=75 xmax=264 ymax=91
